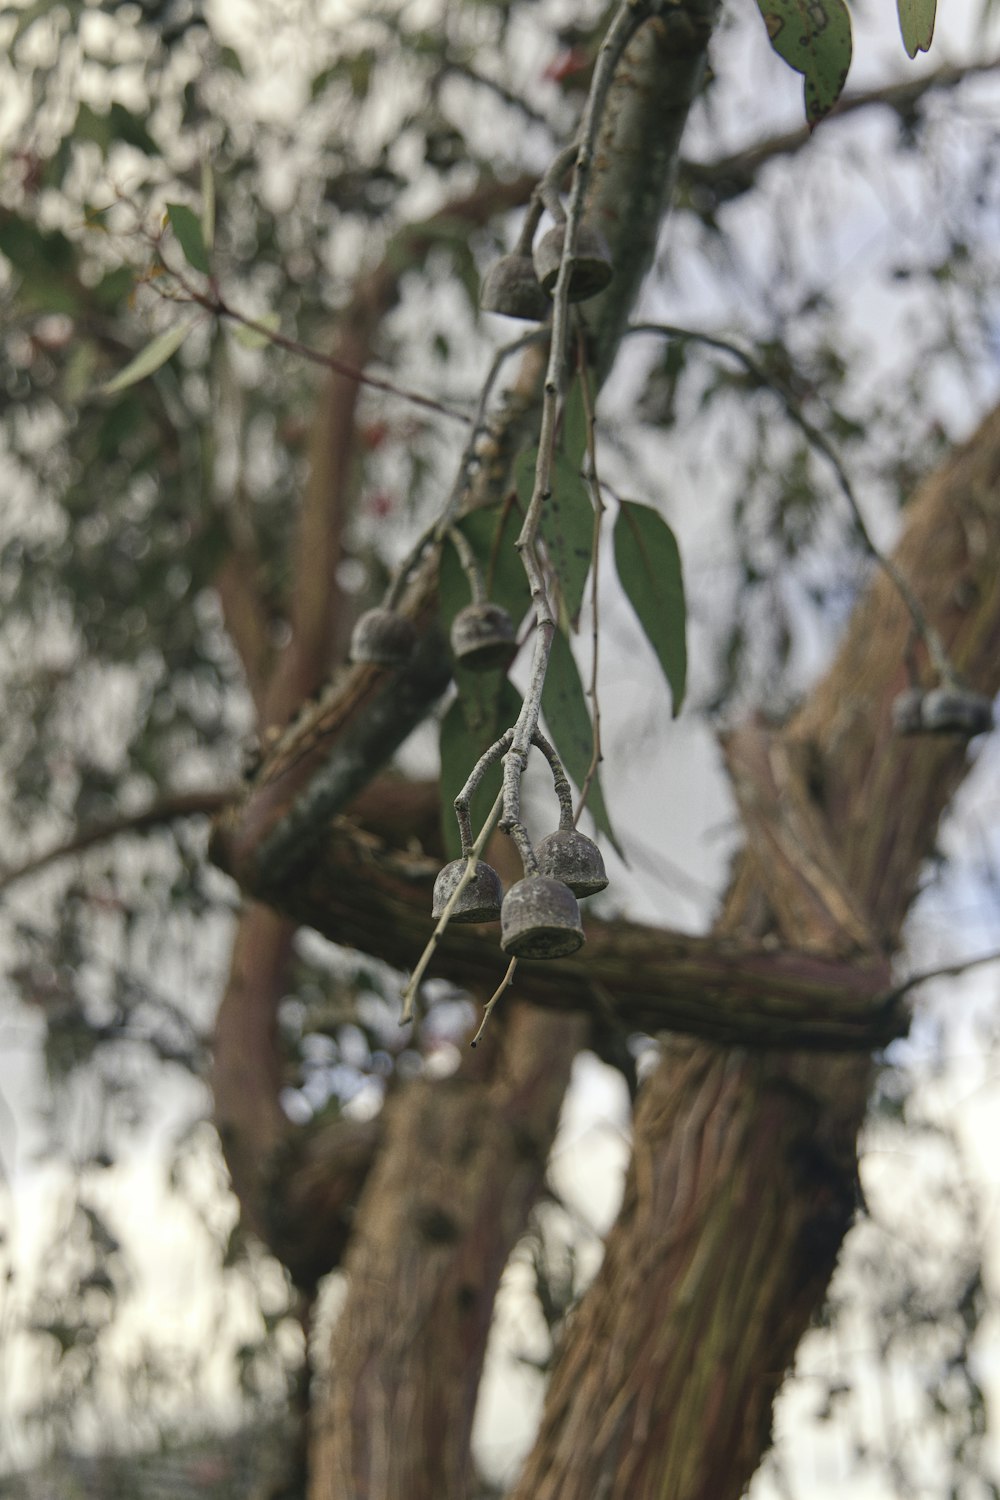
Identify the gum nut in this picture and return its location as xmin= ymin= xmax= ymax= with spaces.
xmin=500 ymin=875 xmax=584 ymax=959
xmin=432 ymin=859 xmax=503 ymax=923
xmin=450 ymin=602 xmax=517 ymax=672
xmin=480 ymin=255 xmax=550 ymax=321
xmin=534 ymin=828 xmax=608 ymax=898
xmin=349 ymin=608 xmax=416 ymax=667
xmin=532 ymin=223 xmax=613 ymax=301
xmin=919 ymin=687 xmax=993 ymax=737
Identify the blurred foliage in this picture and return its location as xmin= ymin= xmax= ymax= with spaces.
xmin=0 ymin=0 xmax=999 ymax=1490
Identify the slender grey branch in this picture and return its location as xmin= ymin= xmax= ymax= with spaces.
xmin=502 ymin=0 xmax=654 ymax=862
xmin=628 ymin=320 xmax=954 ymax=681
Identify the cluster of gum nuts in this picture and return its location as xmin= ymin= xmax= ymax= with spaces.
xmin=347 ymin=212 xmax=615 ymax=955
xmin=431 ymin=816 xmax=605 ymax=961
xmin=349 ymin=595 xmax=606 ymax=960
xmin=479 ymin=217 xmax=613 ymax=321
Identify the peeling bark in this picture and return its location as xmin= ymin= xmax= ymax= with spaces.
xmin=310 ymin=1004 xmax=587 ymax=1500
xmin=510 ymin=404 xmax=1000 ymax=1500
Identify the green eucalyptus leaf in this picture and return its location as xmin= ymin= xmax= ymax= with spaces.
xmin=439 ymin=679 xmax=522 ymax=861
xmin=613 ymin=500 xmax=687 ymax=716
xmin=754 ymin=0 xmax=852 ymax=127
xmin=897 ymin=0 xmax=935 ymax=56
xmin=166 ymin=203 xmax=210 ymax=275
xmin=515 ymin=447 xmax=593 ymax=630
xmin=560 ymin=378 xmax=591 ymax=471
xmin=541 ymin=628 xmax=622 ymax=857
xmin=98 ymin=319 xmax=198 ymax=397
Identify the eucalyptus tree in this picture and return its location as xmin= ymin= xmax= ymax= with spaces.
xmin=2 ymin=0 xmax=999 ymax=1495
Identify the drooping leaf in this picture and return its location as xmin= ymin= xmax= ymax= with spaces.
xmin=439 ymin=679 xmax=522 ymax=861
xmin=515 ymin=447 xmax=593 ymax=630
xmin=560 ymin=378 xmax=591 ymax=471
xmin=541 ymin=628 xmax=622 ymax=857
xmin=754 ymin=0 xmax=852 ymax=128
xmin=97 ymin=319 xmax=198 ymax=397
xmin=166 ymin=203 xmax=210 ymax=275
xmin=897 ymin=0 xmax=935 ymax=56
xmin=613 ymin=500 xmax=687 ymax=716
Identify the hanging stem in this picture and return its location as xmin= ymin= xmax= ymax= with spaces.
xmin=573 ymin=335 xmax=606 ymax=825
xmin=400 ymin=789 xmax=505 ymax=1024
xmin=470 ymin=958 xmax=519 ymax=1047
xmin=627 ymin=320 xmax=957 ymax=685
xmin=385 ymin=328 xmax=548 ymax=611
xmin=502 ymin=0 xmax=653 ymax=851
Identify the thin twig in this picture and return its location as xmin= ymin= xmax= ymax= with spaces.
xmin=470 ymin=958 xmax=519 ymax=1047
xmin=0 ymin=789 xmax=236 ymax=895
xmin=883 ymin=948 xmax=1000 ymax=1005
xmin=502 ymin=0 xmax=653 ymax=855
xmin=573 ymin=335 xmax=606 ymax=824
xmin=627 ymin=321 xmax=955 ymax=682
xmin=385 ymin=328 xmax=548 ymax=610
xmin=211 ymin=295 xmax=471 ymax=424
xmin=400 ymin=791 xmax=504 ymax=1024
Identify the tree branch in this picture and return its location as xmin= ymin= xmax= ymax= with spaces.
xmin=678 ymin=56 xmax=1000 ymax=209
xmin=223 ymin=812 xmax=896 ymax=1051
xmin=0 ymin=789 xmax=236 ymax=894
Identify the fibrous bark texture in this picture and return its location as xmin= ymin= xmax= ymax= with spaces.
xmin=310 ymin=1004 xmax=587 ymax=1500
xmin=510 ymin=404 xmax=1000 ymax=1499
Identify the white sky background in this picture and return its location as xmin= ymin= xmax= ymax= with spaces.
xmin=1 ymin=0 xmax=1000 ymax=1489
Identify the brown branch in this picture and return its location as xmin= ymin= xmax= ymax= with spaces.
xmin=211 ymin=298 xmax=472 ymax=426
xmin=212 ymin=902 xmax=294 ymax=1235
xmin=0 ymin=789 xmax=236 ymax=894
xmin=214 ymin=547 xmax=274 ymax=715
xmin=311 ymin=1002 xmax=587 ymax=1500
xmin=679 ymin=56 xmax=1000 ymax=208
xmin=221 ymin=813 xmax=896 ymax=1051
xmin=261 ymin=173 xmax=536 ymax=725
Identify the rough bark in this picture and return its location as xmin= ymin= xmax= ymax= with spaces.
xmin=200 ymin=0 xmax=1000 ymax=1486
xmin=510 ymin=403 xmax=1000 ymax=1500
xmin=209 ymin=178 xmax=536 ymax=1264
xmin=233 ymin=812 xmax=895 ymax=1050
xmin=310 ymin=1004 xmax=587 ymax=1500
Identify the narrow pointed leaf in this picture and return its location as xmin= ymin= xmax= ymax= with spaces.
xmin=97 ymin=319 xmax=197 ymax=397
xmin=439 ymin=680 xmax=522 ymax=861
xmin=897 ymin=0 xmax=935 ymax=56
xmin=516 ymin=447 xmax=593 ymax=629
xmin=560 ymin=378 xmax=590 ymax=471
xmin=754 ymin=0 xmax=852 ymax=127
xmin=614 ymin=500 xmax=686 ymax=716
xmin=166 ymin=202 xmax=210 ymax=275
xmin=541 ymin=629 xmax=623 ymax=858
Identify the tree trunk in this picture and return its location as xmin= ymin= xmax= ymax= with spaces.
xmin=310 ymin=1003 xmax=587 ymax=1500
xmin=510 ymin=404 xmax=1000 ymax=1498
xmin=511 ymin=1043 xmax=867 ymax=1500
